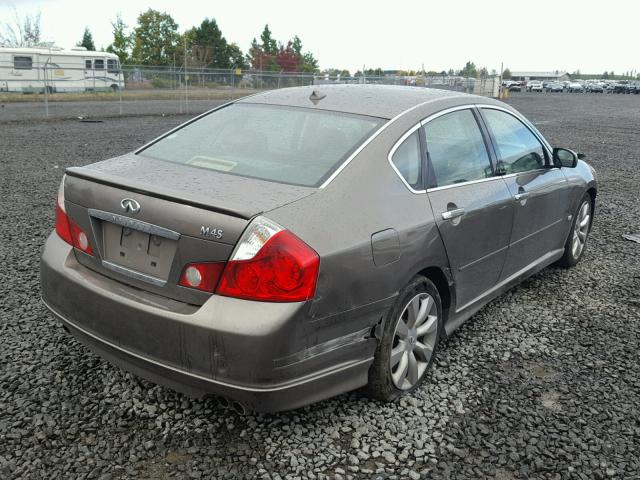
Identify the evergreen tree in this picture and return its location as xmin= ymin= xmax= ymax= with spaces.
xmin=77 ymin=27 xmax=95 ymax=51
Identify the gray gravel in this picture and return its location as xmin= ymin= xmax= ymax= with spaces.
xmin=0 ymin=97 xmax=227 ymax=122
xmin=1 ymin=93 xmax=639 ymax=479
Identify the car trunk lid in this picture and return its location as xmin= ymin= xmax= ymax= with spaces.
xmin=66 ymin=153 xmax=316 ymax=219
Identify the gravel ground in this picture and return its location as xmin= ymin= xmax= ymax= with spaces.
xmin=0 ymin=97 xmax=227 ymax=122
xmin=1 ymin=93 xmax=639 ymax=479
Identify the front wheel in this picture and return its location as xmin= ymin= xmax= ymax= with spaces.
xmin=365 ymin=276 xmax=442 ymax=402
xmin=557 ymin=195 xmax=592 ymax=268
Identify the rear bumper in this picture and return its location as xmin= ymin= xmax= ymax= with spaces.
xmin=40 ymin=233 xmax=381 ymax=412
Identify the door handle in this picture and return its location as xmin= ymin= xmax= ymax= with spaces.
xmin=514 ymin=192 xmax=530 ymax=201
xmin=442 ymin=208 xmax=465 ymax=220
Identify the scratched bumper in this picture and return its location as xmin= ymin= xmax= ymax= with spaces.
xmin=40 ymin=232 xmax=378 ymax=412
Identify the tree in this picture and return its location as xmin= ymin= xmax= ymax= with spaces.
xmin=227 ymin=43 xmax=247 ymax=69
xmin=459 ymin=61 xmax=478 ymax=78
xmin=502 ymin=68 xmax=512 ymax=80
xmin=189 ymin=18 xmax=230 ymax=68
xmin=479 ymin=67 xmax=488 ymax=79
xmin=260 ymin=24 xmax=278 ymax=56
xmin=131 ymin=9 xmax=179 ymax=65
xmin=248 ymin=28 xmax=319 ymax=73
xmin=276 ymin=41 xmax=298 ymax=72
xmin=77 ymin=27 xmax=95 ymax=51
xmin=299 ymin=52 xmax=318 ymax=72
xmin=248 ymin=37 xmax=275 ymax=71
xmin=321 ymin=68 xmax=351 ymax=78
xmin=106 ymin=14 xmax=132 ymax=64
xmin=291 ymin=35 xmax=303 ymax=57
xmin=0 ymin=8 xmax=46 ymax=47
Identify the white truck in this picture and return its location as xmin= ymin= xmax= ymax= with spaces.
xmin=0 ymin=46 xmax=124 ymax=93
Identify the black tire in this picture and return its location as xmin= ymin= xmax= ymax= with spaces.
xmin=365 ymin=276 xmax=443 ymax=402
xmin=557 ymin=194 xmax=592 ymax=268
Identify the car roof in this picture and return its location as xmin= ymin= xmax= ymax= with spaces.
xmin=237 ymin=84 xmax=485 ymax=120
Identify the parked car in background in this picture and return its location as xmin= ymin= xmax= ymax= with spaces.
xmin=586 ymin=83 xmax=604 ymax=93
xmin=568 ymin=82 xmax=584 ymax=93
xmin=527 ymin=80 xmax=544 ymax=92
xmin=613 ymin=81 xmax=629 ymax=94
xmin=39 ymin=85 xmax=597 ymax=412
xmin=546 ymin=82 xmax=564 ymax=93
xmin=508 ymin=81 xmax=522 ymax=92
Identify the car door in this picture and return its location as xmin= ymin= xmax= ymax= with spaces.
xmin=479 ymin=107 xmax=570 ymax=280
xmin=424 ymin=107 xmax=514 ymax=311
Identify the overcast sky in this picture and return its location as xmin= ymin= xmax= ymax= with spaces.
xmin=2 ymin=0 xmax=639 ymax=74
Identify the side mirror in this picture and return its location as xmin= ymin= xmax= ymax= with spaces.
xmin=553 ymin=147 xmax=579 ymax=168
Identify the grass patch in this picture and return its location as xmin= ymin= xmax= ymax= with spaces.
xmin=0 ymin=87 xmax=264 ymax=103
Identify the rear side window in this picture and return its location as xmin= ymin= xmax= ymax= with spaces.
xmin=85 ymin=59 xmax=92 ymax=69
xmin=94 ymin=59 xmax=104 ymax=70
xmin=390 ymin=130 xmax=422 ymax=189
xmin=423 ymin=109 xmax=492 ymax=187
xmin=107 ymin=59 xmax=119 ymax=73
xmin=140 ymin=104 xmax=384 ymax=187
xmin=14 ymin=56 xmax=32 ymax=70
xmin=482 ymin=109 xmax=546 ymax=174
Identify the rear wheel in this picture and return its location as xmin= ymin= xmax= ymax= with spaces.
xmin=366 ymin=276 xmax=442 ymax=401
xmin=557 ymin=194 xmax=592 ymax=268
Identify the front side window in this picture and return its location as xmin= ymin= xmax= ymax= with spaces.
xmin=482 ymin=109 xmax=546 ymax=174
xmin=390 ymin=130 xmax=422 ymax=189
xmin=423 ymin=109 xmax=492 ymax=187
xmin=140 ymin=104 xmax=385 ymax=187
xmin=94 ymin=59 xmax=104 ymax=70
xmin=107 ymin=59 xmax=119 ymax=73
xmin=14 ymin=56 xmax=32 ymax=70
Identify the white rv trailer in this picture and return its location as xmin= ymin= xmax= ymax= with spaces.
xmin=0 ymin=46 xmax=124 ymax=93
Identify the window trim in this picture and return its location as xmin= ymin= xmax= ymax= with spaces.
xmin=387 ymin=123 xmax=425 ymax=194
xmin=421 ymin=105 xmax=495 ymax=191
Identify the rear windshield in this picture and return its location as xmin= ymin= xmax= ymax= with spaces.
xmin=139 ymin=103 xmax=385 ymax=187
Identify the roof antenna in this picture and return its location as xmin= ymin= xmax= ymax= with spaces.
xmin=309 ymin=90 xmax=326 ymax=105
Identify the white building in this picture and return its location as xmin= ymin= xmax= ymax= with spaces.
xmin=510 ymin=71 xmax=569 ymax=82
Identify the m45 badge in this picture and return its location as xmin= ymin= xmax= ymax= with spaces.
xmin=200 ymin=226 xmax=224 ymax=240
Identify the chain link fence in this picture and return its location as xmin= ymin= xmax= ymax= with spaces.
xmin=0 ymin=61 xmax=500 ymax=121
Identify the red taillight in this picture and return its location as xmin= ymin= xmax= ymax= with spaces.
xmin=216 ymin=229 xmax=320 ymax=302
xmin=55 ymin=176 xmax=93 ymax=256
xmin=178 ymin=262 xmax=225 ymax=292
xmin=55 ymin=201 xmax=73 ymax=245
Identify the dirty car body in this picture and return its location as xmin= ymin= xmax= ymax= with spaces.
xmin=40 ymin=85 xmax=597 ymax=412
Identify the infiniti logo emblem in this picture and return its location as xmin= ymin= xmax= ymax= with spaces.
xmin=120 ymin=198 xmax=141 ymax=214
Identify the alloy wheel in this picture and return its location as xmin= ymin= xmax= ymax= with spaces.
xmin=571 ymin=201 xmax=591 ymax=259
xmin=390 ymin=292 xmax=439 ymax=390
